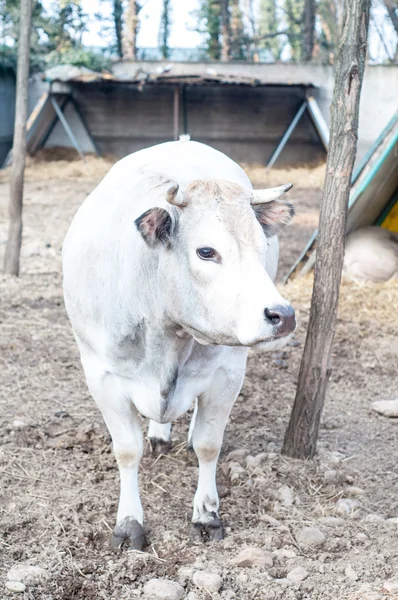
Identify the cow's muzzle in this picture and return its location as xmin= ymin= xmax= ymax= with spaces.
xmin=264 ymin=305 xmax=296 ymax=338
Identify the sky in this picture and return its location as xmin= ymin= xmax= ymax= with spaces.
xmin=39 ymin=0 xmax=397 ymax=63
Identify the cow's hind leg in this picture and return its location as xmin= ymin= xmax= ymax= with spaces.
xmin=148 ymin=421 xmax=172 ymax=454
xmin=190 ymin=349 xmax=247 ymax=542
xmin=83 ymin=358 xmax=146 ymax=551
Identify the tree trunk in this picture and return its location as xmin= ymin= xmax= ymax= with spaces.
xmin=221 ymin=0 xmax=231 ymax=61
xmin=113 ymin=0 xmax=124 ymax=57
xmin=282 ymin=0 xmax=371 ymax=459
xmin=3 ymin=0 xmax=32 ymax=277
xmin=123 ymin=0 xmax=139 ymax=60
xmin=303 ymin=0 xmax=315 ymax=61
xmin=384 ymin=0 xmax=398 ymax=37
xmin=159 ymin=0 xmax=171 ymax=59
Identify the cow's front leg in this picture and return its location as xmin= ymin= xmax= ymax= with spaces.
xmin=190 ymin=349 xmax=247 ymax=542
xmin=84 ymin=366 xmax=146 ymax=551
xmin=148 ymin=421 xmax=172 ymax=454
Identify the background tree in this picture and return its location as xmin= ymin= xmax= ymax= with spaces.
xmin=123 ymin=0 xmax=142 ymax=59
xmin=284 ymin=0 xmax=304 ymax=60
xmin=196 ymin=0 xmax=222 ymax=60
xmin=113 ymin=0 xmax=123 ymax=57
xmin=302 ymin=0 xmax=315 ymax=60
xmin=258 ymin=0 xmax=284 ymax=60
xmin=159 ymin=0 xmax=171 ymax=59
xmin=282 ymin=0 xmax=371 ymax=459
xmin=4 ymin=0 xmax=32 ymax=276
xmin=229 ymin=0 xmax=246 ymax=59
xmin=220 ymin=0 xmax=230 ymax=61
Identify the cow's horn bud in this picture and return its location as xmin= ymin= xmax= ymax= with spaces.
xmin=166 ymin=184 xmax=187 ymax=207
xmin=251 ymin=183 xmax=293 ymax=205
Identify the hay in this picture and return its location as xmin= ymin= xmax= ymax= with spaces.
xmin=243 ymin=162 xmax=326 ymax=189
xmin=0 ymin=148 xmax=117 ymax=184
xmin=0 ymin=148 xmax=326 ymax=189
xmin=282 ymin=274 xmax=398 ymax=331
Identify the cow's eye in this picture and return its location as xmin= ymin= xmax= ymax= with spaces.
xmin=197 ymin=247 xmax=217 ymax=261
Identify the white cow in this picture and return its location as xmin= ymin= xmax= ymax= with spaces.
xmin=62 ymin=139 xmax=296 ymax=550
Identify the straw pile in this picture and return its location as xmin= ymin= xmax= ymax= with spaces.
xmin=283 ymin=274 xmax=398 ymax=332
xmin=0 ymin=148 xmax=326 ymax=189
xmin=0 ymin=149 xmax=117 ymax=183
xmin=243 ymin=162 xmax=326 ymax=189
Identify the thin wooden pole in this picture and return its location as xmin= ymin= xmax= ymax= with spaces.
xmin=173 ymin=87 xmax=179 ymax=141
xmin=3 ymin=0 xmax=32 ymax=276
xmin=282 ymin=0 xmax=371 ymax=459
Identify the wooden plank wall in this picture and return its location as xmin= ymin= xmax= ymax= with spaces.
xmin=67 ymin=82 xmax=325 ymax=166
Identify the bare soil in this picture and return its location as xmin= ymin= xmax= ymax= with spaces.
xmin=0 ymin=161 xmax=398 ymax=600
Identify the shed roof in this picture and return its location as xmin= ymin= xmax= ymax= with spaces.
xmin=44 ymin=65 xmax=317 ymax=89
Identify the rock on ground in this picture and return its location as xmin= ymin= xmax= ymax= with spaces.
xmin=278 ymin=485 xmax=295 ymax=506
xmin=286 ymin=567 xmax=309 ymax=584
xmin=383 ymin=580 xmax=398 ymax=593
xmin=143 ymin=579 xmax=185 ymax=600
xmin=335 ymin=498 xmax=360 ymax=515
xmin=5 ymin=581 xmax=26 ymax=593
xmin=7 ymin=564 xmax=46 ymax=585
xmin=231 ymin=547 xmax=273 ymax=568
xmin=372 ymin=398 xmax=398 ymax=417
xmin=296 ymin=527 xmax=326 ymax=548
xmin=345 ymin=565 xmax=358 ymax=581
xmin=192 ymin=571 xmax=223 ymax=593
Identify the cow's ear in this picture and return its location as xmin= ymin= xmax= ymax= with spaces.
xmin=135 ymin=207 xmax=174 ymax=247
xmin=253 ymin=200 xmax=295 ymax=237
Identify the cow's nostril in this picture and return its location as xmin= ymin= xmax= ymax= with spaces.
xmin=264 ymin=308 xmax=281 ymax=325
xmin=264 ymin=305 xmax=296 ymax=336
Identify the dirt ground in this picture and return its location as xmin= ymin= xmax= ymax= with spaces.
xmin=0 ymin=155 xmax=398 ymax=600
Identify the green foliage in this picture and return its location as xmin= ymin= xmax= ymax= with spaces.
xmin=45 ymin=47 xmax=111 ymax=71
xmin=259 ymin=0 xmax=283 ymax=60
xmin=284 ymin=0 xmax=304 ymax=60
xmin=195 ymin=0 xmax=222 ymax=60
xmin=229 ymin=0 xmax=246 ymax=60
xmin=0 ymin=0 xmax=110 ymax=73
xmin=159 ymin=0 xmax=171 ymax=59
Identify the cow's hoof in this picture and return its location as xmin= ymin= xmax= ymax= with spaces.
xmin=190 ymin=514 xmax=223 ymax=543
xmin=149 ymin=437 xmax=172 ymax=455
xmin=110 ymin=518 xmax=146 ymax=551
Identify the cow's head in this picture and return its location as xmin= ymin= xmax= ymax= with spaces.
xmin=135 ymin=179 xmax=296 ymax=349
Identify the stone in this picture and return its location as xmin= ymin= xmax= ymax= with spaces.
xmin=7 ymin=564 xmax=46 ymax=585
xmin=278 ymin=485 xmax=295 ymax=506
xmin=372 ymin=398 xmax=398 ymax=417
xmin=383 ymin=580 xmax=398 ymax=593
xmin=231 ymin=547 xmax=273 ymax=568
xmin=296 ymin=527 xmax=326 ymax=548
xmin=227 ymin=449 xmax=247 ymax=463
xmin=323 ymin=469 xmax=338 ymax=483
xmin=5 ymin=581 xmax=26 ymax=593
xmin=178 ymin=566 xmax=195 ymax=586
xmin=228 ymin=462 xmax=246 ymax=483
xmin=246 ymin=453 xmax=267 ymax=468
xmin=192 ymin=571 xmax=223 ymax=593
xmin=286 ymin=567 xmax=309 ymax=584
xmin=335 ymin=498 xmax=360 ymax=515
xmin=344 ymin=486 xmax=365 ymax=497
xmin=317 ymin=517 xmax=345 ymax=527
xmin=273 ymin=548 xmax=297 ymax=559
xmin=143 ymin=579 xmax=185 ymax=600
xmin=186 ymin=594 xmax=200 ymax=600
xmin=345 ymin=565 xmax=358 ymax=581
xmin=365 ymin=513 xmax=385 ymax=523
